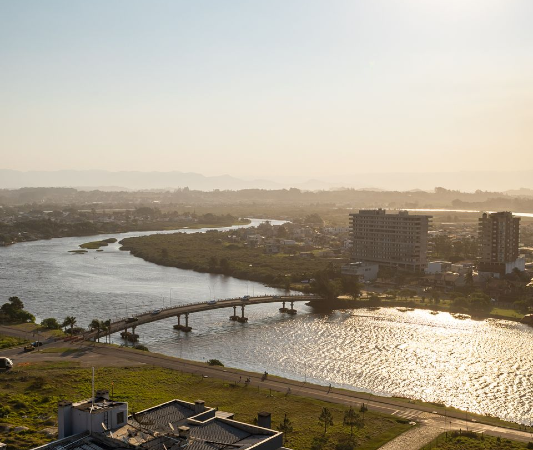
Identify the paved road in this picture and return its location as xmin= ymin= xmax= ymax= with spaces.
xmin=2 ymin=326 xmax=532 ymax=447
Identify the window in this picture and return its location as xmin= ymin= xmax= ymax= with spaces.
xmin=116 ymin=411 xmax=125 ymax=425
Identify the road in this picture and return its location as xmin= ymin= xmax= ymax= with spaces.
xmin=1 ymin=326 xmax=532 ymax=447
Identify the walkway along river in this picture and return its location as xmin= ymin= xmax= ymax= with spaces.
xmin=1 ymin=219 xmax=533 ymax=424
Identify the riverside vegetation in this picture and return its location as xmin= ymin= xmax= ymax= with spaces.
xmin=120 ymin=229 xmax=346 ymax=289
xmin=423 ymin=431 xmax=532 ymax=449
xmin=0 ymin=362 xmax=410 ymax=450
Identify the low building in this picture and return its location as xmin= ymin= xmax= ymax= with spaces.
xmin=425 ymin=261 xmax=452 ymax=274
xmin=36 ymin=390 xmax=284 ymax=450
xmin=341 ymin=262 xmax=379 ymax=281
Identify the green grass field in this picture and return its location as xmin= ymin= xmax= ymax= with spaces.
xmin=0 ymin=362 xmax=410 ymax=450
xmin=422 ymin=431 xmax=532 ymax=449
xmin=0 ymin=334 xmax=27 ymax=349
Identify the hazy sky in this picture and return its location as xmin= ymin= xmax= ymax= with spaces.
xmin=1 ymin=0 xmax=532 ymax=178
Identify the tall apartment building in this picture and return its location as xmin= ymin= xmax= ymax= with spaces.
xmin=478 ymin=211 xmax=523 ymax=275
xmin=349 ymin=209 xmax=431 ymax=272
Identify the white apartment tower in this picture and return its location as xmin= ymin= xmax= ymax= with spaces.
xmin=349 ymin=209 xmax=431 ymax=272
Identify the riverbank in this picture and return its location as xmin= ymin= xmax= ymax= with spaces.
xmin=0 ymin=218 xmax=251 ymax=247
xmin=1 ymin=329 xmax=532 ymax=450
xmin=120 ymin=229 xmax=343 ymax=288
xmin=0 ymin=338 xmax=411 ymax=450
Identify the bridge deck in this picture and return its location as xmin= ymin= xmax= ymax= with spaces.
xmin=85 ymin=295 xmax=322 ymax=339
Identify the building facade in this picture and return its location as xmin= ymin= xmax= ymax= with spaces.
xmin=478 ymin=211 xmax=523 ymax=275
xmin=349 ymin=209 xmax=431 ymax=272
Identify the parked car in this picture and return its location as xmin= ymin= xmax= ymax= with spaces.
xmin=24 ymin=344 xmax=35 ymax=352
xmin=32 ymin=341 xmax=43 ymax=348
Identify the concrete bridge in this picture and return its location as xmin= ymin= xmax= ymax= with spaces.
xmin=84 ymin=294 xmax=323 ymax=342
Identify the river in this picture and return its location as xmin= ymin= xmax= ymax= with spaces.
xmin=1 ymin=219 xmax=532 ymax=424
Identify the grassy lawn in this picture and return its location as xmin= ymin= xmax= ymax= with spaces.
xmin=490 ymin=308 xmax=525 ymax=320
xmin=0 ymin=362 xmax=410 ymax=450
xmin=0 ymin=334 xmax=27 ymax=349
xmin=422 ymin=431 xmax=532 ymax=449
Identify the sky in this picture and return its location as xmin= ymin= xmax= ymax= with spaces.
xmin=1 ymin=0 xmax=532 ymax=179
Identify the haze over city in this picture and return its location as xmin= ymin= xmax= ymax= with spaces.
xmin=1 ymin=0 xmax=532 ymax=184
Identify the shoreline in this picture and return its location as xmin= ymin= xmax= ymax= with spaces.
xmin=0 ymin=219 xmax=252 ymax=247
xmin=1 ymin=324 xmax=531 ymax=437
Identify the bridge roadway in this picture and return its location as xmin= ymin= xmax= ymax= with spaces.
xmin=85 ymin=294 xmax=322 ymax=340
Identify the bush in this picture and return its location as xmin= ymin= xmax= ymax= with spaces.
xmin=41 ymin=318 xmax=60 ymax=329
xmin=133 ymin=344 xmax=148 ymax=351
xmin=207 ymin=359 xmax=224 ymax=367
xmin=0 ymin=405 xmax=11 ymax=418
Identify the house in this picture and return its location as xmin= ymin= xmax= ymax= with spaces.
xmin=36 ymin=391 xmax=285 ymax=450
xmin=341 ymin=262 xmax=379 ymax=281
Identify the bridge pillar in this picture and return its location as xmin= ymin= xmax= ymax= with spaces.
xmin=230 ymin=306 xmax=238 ymax=321
xmin=173 ymin=313 xmax=192 ymax=332
xmin=279 ymin=301 xmax=289 ymax=313
xmin=237 ymin=305 xmax=248 ymax=323
xmin=288 ymin=301 xmax=297 ymax=315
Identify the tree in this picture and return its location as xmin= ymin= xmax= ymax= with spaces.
xmin=277 ymin=413 xmax=293 ymax=442
xmin=341 ymin=277 xmax=360 ymax=300
xmin=311 ymin=271 xmax=341 ymax=301
xmin=343 ymin=406 xmax=363 ymax=435
xmin=208 ymin=256 xmax=218 ymax=271
xmin=102 ymin=320 xmax=111 ymax=343
xmin=89 ymin=319 xmax=102 ymax=342
xmin=0 ymin=296 xmax=35 ymax=323
xmin=318 ymin=407 xmax=334 ymax=434
xmin=41 ymin=318 xmax=60 ymax=330
xmin=63 ymin=316 xmax=77 ymax=336
xmin=219 ymin=258 xmax=231 ymax=275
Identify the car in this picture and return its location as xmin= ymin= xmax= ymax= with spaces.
xmin=31 ymin=341 xmax=43 ymax=348
xmin=24 ymin=344 xmax=35 ymax=352
xmin=241 ymin=295 xmax=250 ymax=301
xmin=151 ymin=309 xmax=162 ymax=315
xmin=272 ymin=295 xmax=281 ymax=299
xmin=126 ymin=317 xmax=139 ymax=323
xmin=0 ymin=357 xmax=13 ymax=371
xmin=207 ymin=300 xmax=217 ymax=305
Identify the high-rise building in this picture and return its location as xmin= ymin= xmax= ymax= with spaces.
xmin=478 ymin=211 xmax=523 ymax=275
xmin=349 ymin=209 xmax=431 ymax=272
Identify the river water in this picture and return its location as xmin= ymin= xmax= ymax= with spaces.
xmin=1 ymin=220 xmax=532 ymax=424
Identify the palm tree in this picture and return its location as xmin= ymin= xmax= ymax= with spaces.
xmin=318 ymin=407 xmax=333 ymax=434
xmin=89 ymin=319 xmax=102 ymax=342
xmin=102 ymin=319 xmax=111 ymax=343
xmin=63 ymin=316 xmax=77 ymax=336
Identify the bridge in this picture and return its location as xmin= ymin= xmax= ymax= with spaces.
xmin=84 ymin=294 xmax=323 ymax=342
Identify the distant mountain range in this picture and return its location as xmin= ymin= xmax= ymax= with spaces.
xmin=0 ymin=169 xmax=532 ymax=193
